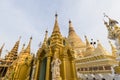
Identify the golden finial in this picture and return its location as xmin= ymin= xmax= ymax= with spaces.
xmin=45 ymin=30 xmax=48 ymax=38
xmin=43 ymin=30 xmax=48 ymax=45
xmin=46 ymin=29 xmax=48 ymax=33
xmin=55 ymin=12 xmax=58 ymax=21
xmin=19 ymin=36 xmax=21 ymax=41
xmin=19 ymin=44 xmax=25 ymax=54
xmin=22 ymin=44 xmax=25 ymax=50
xmin=24 ymin=37 xmax=32 ymax=54
xmin=69 ymin=20 xmax=73 ymax=28
xmin=84 ymin=35 xmax=90 ymax=45
xmin=97 ymin=40 xmax=103 ymax=46
xmin=69 ymin=20 xmax=75 ymax=31
xmin=97 ymin=40 xmax=102 ymax=47
xmin=69 ymin=20 xmax=71 ymax=23
xmin=52 ymin=13 xmax=60 ymax=33
xmin=84 ymin=35 xmax=88 ymax=41
xmin=30 ymin=36 xmax=32 ymax=40
xmin=55 ymin=13 xmax=58 ymax=18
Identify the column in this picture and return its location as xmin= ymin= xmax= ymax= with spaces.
xmin=34 ymin=59 xmax=40 ymax=80
xmin=62 ymin=56 xmax=67 ymax=80
xmin=71 ymin=59 xmax=77 ymax=80
xmin=45 ymin=57 xmax=51 ymax=80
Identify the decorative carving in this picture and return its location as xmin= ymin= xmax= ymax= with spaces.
xmin=104 ymin=14 xmax=120 ymax=74
xmin=104 ymin=15 xmax=120 ymax=50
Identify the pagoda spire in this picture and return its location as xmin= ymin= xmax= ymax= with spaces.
xmin=24 ymin=37 xmax=32 ymax=54
xmin=68 ymin=20 xmax=85 ymax=48
xmin=84 ymin=35 xmax=94 ymax=51
xmin=85 ymin=35 xmax=90 ymax=46
xmin=20 ymin=44 xmax=25 ymax=54
xmin=52 ymin=13 xmax=60 ymax=33
xmin=10 ymin=36 xmax=21 ymax=55
xmin=69 ymin=20 xmax=75 ymax=33
xmin=42 ymin=30 xmax=48 ymax=47
xmin=84 ymin=36 xmax=94 ymax=56
xmin=0 ymin=43 xmax=5 ymax=57
xmin=109 ymin=40 xmax=117 ymax=57
xmin=43 ymin=30 xmax=48 ymax=44
xmin=68 ymin=20 xmax=76 ymax=37
xmin=18 ymin=44 xmax=25 ymax=57
xmin=21 ymin=44 xmax=25 ymax=51
xmin=50 ymin=14 xmax=62 ymax=45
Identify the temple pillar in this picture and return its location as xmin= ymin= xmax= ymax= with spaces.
xmin=62 ymin=56 xmax=67 ymax=80
xmin=71 ymin=59 xmax=77 ymax=80
xmin=45 ymin=56 xmax=51 ymax=80
xmin=34 ymin=59 xmax=40 ymax=80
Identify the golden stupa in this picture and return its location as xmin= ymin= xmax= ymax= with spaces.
xmin=0 ymin=14 xmax=119 ymax=80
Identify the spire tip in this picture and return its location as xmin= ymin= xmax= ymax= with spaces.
xmin=30 ymin=36 xmax=32 ymax=40
xmin=46 ymin=30 xmax=48 ymax=33
xmin=55 ymin=13 xmax=58 ymax=18
xmin=69 ymin=20 xmax=71 ymax=23
xmin=19 ymin=36 xmax=21 ymax=41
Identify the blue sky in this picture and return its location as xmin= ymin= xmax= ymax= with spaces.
xmin=0 ymin=0 xmax=120 ymax=57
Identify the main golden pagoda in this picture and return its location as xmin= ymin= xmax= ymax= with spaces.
xmin=34 ymin=14 xmax=77 ymax=80
xmin=66 ymin=18 xmax=118 ymax=80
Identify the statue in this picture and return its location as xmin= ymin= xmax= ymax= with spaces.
xmin=51 ymin=48 xmax=62 ymax=80
xmin=104 ymin=14 xmax=120 ymax=55
xmin=104 ymin=14 xmax=120 ymax=77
